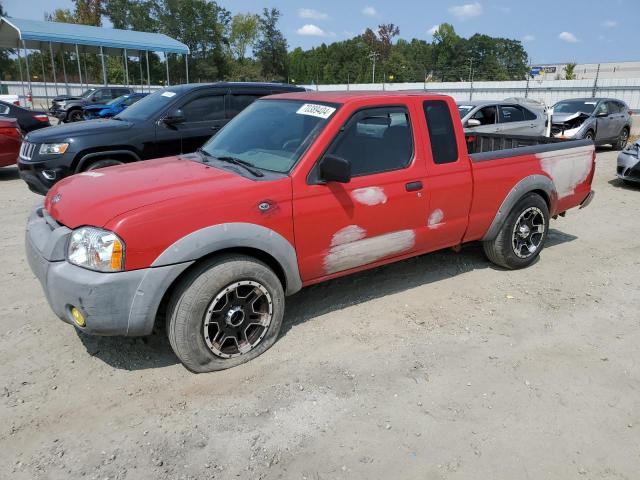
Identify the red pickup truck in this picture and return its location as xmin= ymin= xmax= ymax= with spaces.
xmin=26 ymin=91 xmax=595 ymax=372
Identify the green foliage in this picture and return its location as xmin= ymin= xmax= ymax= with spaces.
xmin=229 ymin=13 xmax=259 ymax=62
xmin=254 ymin=8 xmax=288 ymax=81
xmin=564 ymin=63 xmax=576 ymax=80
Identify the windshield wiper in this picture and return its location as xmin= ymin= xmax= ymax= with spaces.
xmin=215 ymin=155 xmax=264 ymax=177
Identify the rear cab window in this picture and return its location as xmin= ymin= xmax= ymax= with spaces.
xmin=423 ymin=100 xmax=459 ymax=164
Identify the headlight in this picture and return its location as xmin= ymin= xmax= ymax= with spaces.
xmin=67 ymin=227 xmax=125 ymax=272
xmin=40 ymin=143 xmax=69 ymax=155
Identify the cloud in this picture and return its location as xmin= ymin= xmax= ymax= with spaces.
xmin=558 ymin=31 xmax=579 ymax=43
xmin=602 ymin=19 xmax=617 ymax=27
xmin=427 ymin=24 xmax=440 ymax=36
xmin=362 ymin=6 xmax=378 ymax=17
xmin=449 ymin=2 xmax=483 ymax=20
xmin=522 ymin=34 xmax=535 ymax=42
xmin=298 ymin=8 xmax=329 ymax=20
xmin=296 ymin=24 xmax=333 ymax=37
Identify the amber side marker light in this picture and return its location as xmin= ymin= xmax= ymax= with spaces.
xmin=70 ymin=307 xmax=86 ymax=327
xmin=111 ymin=239 xmax=124 ymax=271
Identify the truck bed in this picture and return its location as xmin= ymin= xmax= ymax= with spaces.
xmin=465 ymin=132 xmax=577 ymax=156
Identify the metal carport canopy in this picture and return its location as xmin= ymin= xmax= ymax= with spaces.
xmin=0 ymin=17 xmax=189 ymax=55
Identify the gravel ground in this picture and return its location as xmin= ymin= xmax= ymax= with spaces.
xmin=1 ymin=149 xmax=639 ymax=480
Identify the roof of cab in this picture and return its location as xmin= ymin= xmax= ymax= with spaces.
xmin=268 ymin=90 xmax=447 ymax=104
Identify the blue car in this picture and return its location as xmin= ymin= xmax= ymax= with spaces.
xmin=83 ymin=93 xmax=148 ymax=120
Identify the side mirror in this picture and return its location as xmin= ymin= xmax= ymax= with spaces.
xmin=319 ymin=155 xmax=351 ymax=183
xmin=596 ymin=111 xmax=608 ymax=118
xmin=466 ymin=118 xmax=481 ymax=127
xmin=164 ymin=109 xmax=185 ymax=125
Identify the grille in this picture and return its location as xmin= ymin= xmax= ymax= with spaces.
xmin=19 ymin=142 xmax=37 ymax=160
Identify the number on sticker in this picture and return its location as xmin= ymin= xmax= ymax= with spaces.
xmin=296 ymin=104 xmax=336 ymax=119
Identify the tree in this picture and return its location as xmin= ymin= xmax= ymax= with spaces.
xmin=254 ymin=8 xmax=288 ymax=80
xmin=229 ymin=13 xmax=259 ymax=62
xmin=564 ymin=63 xmax=576 ymax=80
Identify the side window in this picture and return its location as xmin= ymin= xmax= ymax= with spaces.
xmin=0 ymin=104 xmax=9 ymax=115
xmin=499 ymin=105 xmax=525 ymax=123
xmin=327 ymin=106 xmax=413 ymax=177
xmin=471 ymin=106 xmax=497 ymax=125
xmin=607 ymin=101 xmax=621 ymax=114
xmin=228 ymin=94 xmax=263 ymax=118
xmin=181 ymin=95 xmax=225 ymax=121
xmin=595 ymin=102 xmax=608 ymax=116
xmin=522 ymin=107 xmax=537 ymax=120
xmin=423 ymin=100 xmax=459 ymax=165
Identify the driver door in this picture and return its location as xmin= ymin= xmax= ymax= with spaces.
xmin=594 ymin=101 xmax=614 ymax=142
xmin=292 ymin=104 xmax=429 ymax=282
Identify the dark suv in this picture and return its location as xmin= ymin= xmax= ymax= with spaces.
xmin=19 ymin=82 xmax=305 ymax=194
xmin=50 ymin=87 xmax=134 ymax=122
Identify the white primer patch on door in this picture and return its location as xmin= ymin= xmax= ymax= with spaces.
xmin=352 ymin=186 xmax=387 ymax=206
xmin=427 ymin=209 xmax=444 ymax=229
xmin=331 ymin=225 xmax=367 ymax=247
xmin=537 ymin=145 xmax=593 ymax=199
xmin=324 ymin=229 xmax=416 ymax=274
xmin=296 ymin=103 xmax=336 ymax=119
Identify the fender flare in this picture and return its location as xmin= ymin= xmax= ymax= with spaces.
xmin=151 ymin=222 xmax=303 ymax=295
xmin=76 ymin=149 xmax=141 ymax=172
xmin=481 ymin=174 xmax=556 ymax=242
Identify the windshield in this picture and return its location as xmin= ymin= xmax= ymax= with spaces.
xmin=80 ymin=89 xmax=96 ymax=99
xmin=457 ymin=105 xmax=475 ymax=118
xmin=106 ymin=95 xmax=126 ymax=106
xmin=201 ymin=99 xmax=338 ymax=173
xmin=553 ymin=100 xmax=598 ymax=115
xmin=115 ymin=88 xmax=178 ymax=121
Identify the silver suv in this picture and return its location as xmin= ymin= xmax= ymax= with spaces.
xmin=551 ymin=98 xmax=632 ymax=149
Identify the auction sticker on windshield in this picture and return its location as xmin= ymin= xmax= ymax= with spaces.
xmin=161 ymin=91 xmax=176 ymax=98
xmin=296 ymin=104 xmax=336 ymax=119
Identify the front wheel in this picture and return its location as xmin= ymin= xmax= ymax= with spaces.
xmin=67 ymin=109 xmax=84 ymax=122
xmin=166 ymin=255 xmax=285 ymax=373
xmin=483 ymin=193 xmax=550 ymax=269
xmin=84 ymin=159 xmax=124 ymax=171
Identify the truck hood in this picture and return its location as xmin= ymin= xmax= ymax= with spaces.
xmin=25 ymin=118 xmax=133 ymax=143
xmin=53 ymin=95 xmax=84 ymax=102
xmin=44 ymin=156 xmax=256 ymax=228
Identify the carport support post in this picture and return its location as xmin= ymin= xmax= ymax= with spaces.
xmin=145 ymin=50 xmax=150 ymax=92
xmin=100 ymin=46 xmax=107 ymax=86
xmin=164 ymin=52 xmax=170 ymax=86
xmin=49 ymin=42 xmax=59 ymax=96
xmin=16 ymin=44 xmax=25 ymax=104
xmin=61 ymin=50 xmax=69 ymax=95
xmin=22 ymin=41 xmax=32 ymax=101
xmin=185 ymin=53 xmax=189 ymax=83
xmin=123 ymin=48 xmax=129 ymax=87
xmin=75 ymin=44 xmax=83 ymax=92
xmin=138 ymin=51 xmax=143 ymax=90
xmin=40 ymin=49 xmax=49 ymax=106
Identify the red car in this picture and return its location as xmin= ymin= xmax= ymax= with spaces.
xmin=0 ymin=118 xmax=22 ymax=167
xmin=26 ymin=91 xmax=595 ymax=372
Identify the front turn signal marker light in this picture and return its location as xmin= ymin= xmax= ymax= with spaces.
xmin=111 ymin=239 xmax=124 ymax=271
xmin=70 ymin=307 xmax=86 ymax=327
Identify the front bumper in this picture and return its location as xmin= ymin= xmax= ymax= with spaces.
xmin=25 ymin=207 xmax=193 ymax=336
xmin=617 ymin=150 xmax=640 ymax=183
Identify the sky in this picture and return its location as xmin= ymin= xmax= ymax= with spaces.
xmin=3 ymin=0 xmax=638 ymax=64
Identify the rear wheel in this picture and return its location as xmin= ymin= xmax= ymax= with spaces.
xmin=84 ymin=159 xmax=124 ymax=171
xmin=614 ymin=128 xmax=629 ymax=150
xmin=483 ymin=193 xmax=550 ymax=269
xmin=166 ymin=255 xmax=285 ymax=373
xmin=67 ymin=109 xmax=83 ymax=122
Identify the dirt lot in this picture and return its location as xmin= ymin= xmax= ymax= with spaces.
xmin=1 ymin=150 xmax=639 ymax=480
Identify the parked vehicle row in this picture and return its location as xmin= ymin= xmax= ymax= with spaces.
xmin=25 ymin=90 xmax=596 ymax=372
xmin=50 ymin=86 xmax=134 ymax=122
xmin=458 ymin=97 xmax=633 ymax=150
xmin=82 ymin=93 xmax=148 ymax=119
xmin=18 ymin=82 xmax=305 ymax=194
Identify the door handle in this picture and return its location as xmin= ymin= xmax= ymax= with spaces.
xmin=405 ymin=181 xmax=423 ymax=192
xmin=211 ymin=125 xmax=221 ymax=131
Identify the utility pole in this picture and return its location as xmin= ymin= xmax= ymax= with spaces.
xmin=369 ymin=51 xmax=379 ymax=84
xmin=592 ymin=63 xmax=601 ymax=98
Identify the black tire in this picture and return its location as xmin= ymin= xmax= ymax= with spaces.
xmin=613 ymin=127 xmax=629 ymax=151
xmin=67 ymin=109 xmax=84 ymax=122
xmin=483 ymin=193 xmax=550 ymax=270
xmin=584 ymin=130 xmax=595 ymax=142
xmin=84 ymin=159 xmax=124 ymax=171
xmin=166 ymin=254 xmax=285 ymax=373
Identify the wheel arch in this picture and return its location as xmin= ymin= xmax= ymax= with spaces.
xmin=482 ymin=175 xmax=555 ymax=242
xmin=74 ymin=149 xmax=141 ymax=172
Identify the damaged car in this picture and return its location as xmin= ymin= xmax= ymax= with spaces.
xmin=551 ymin=98 xmax=632 ymax=149
xmin=617 ymin=139 xmax=640 ymax=185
